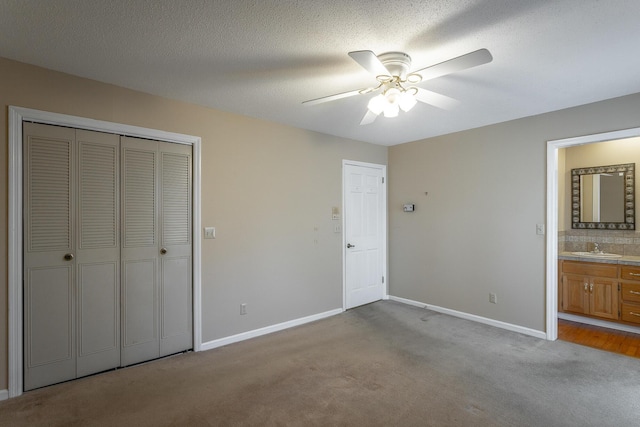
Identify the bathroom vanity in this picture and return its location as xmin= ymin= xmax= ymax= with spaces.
xmin=559 ymin=255 xmax=640 ymax=326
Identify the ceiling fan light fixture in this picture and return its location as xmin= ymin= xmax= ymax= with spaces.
xmin=406 ymin=73 xmax=422 ymax=84
xmin=399 ymin=90 xmax=417 ymax=112
xmin=383 ymin=101 xmax=400 ymax=118
xmin=382 ymin=87 xmax=401 ymax=117
xmin=303 ymin=48 xmax=493 ymax=125
xmin=367 ymin=94 xmax=386 ymax=115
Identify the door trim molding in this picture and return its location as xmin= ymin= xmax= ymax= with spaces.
xmin=341 ymin=160 xmax=388 ymax=310
xmin=546 ymin=126 xmax=640 ymax=341
xmin=8 ymin=106 xmax=202 ymax=398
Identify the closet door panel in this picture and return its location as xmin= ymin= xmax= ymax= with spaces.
xmin=159 ymin=144 xmax=193 ymax=356
xmin=122 ymin=259 xmax=158 ymax=365
xmin=24 ymin=266 xmax=75 ymax=390
xmin=121 ymin=137 xmax=160 ymax=365
xmin=76 ymin=130 xmax=121 ymax=377
xmin=77 ymin=262 xmax=119 ymax=376
xmin=23 ymin=123 xmax=76 ymax=391
xmin=160 ymin=256 xmax=192 ymax=355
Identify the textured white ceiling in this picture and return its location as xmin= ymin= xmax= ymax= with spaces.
xmin=1 ymin=0 xmax=640 ymax=146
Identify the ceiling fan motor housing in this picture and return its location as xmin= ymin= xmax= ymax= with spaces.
xmin=377 ymin=52 xmax=412 ymax=79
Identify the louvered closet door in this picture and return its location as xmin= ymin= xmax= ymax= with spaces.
xmin=23 ymin=124 xmax=120 ymax=391
xmin=159 ymin=142 xmax=192 ymax=357
xmin=121 ymin=137 xmax=192 ymax=365
xmin=23 ymin=123 xmax=76 ymax=391
xmin=121 ymin=137 xmax=160 ymax=365
xmin=75 ymin=130 xmax=120 ymax=377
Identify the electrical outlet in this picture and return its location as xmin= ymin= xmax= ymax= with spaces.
xmin=489 ymin=293 xmax=497 ymax=304
xmin=536 ymin=224 xmax=545 ymax=235
xmin=240 ymin=303 xmax=247 ymax=315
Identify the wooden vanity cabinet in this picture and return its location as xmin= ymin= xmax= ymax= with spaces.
xmin=560 ymin=261 xmax=619 ymax=320
xmin=620 ymin=266 xmax=640 ymax=324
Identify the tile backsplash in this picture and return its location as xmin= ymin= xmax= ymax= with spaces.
xmin=559 ymin=229 xmax=640 ymax=256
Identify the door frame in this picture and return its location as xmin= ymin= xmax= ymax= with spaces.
xmin=8 ymin=106 xmax=202 ymax=398
xmin=342 ymin=160 xmax=388 ymax=310
xmin=545 ymin=126 xmax=640 ymax=341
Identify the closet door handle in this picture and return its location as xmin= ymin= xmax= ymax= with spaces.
xmin=347 ymin=243 xmax=355 ymax=249
xmin=64 ymin=253 xmax=74 ymax=261
xmin=160 ymin=248 xmax=168 ymax=255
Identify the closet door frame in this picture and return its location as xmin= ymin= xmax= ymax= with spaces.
xmin=8 ymin=106 xmax=202 ymax=398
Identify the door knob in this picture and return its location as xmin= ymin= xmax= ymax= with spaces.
xmin=160 ymin=248 xmax=168 ymax=255
xmin=347 ymin=243 xmax=355 ymax=248
xmin=64 ymin=253 xmax=74 ymax=261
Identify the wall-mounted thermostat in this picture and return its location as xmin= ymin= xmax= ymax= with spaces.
xmin=403 ymin=204 xmax=415 ymax=212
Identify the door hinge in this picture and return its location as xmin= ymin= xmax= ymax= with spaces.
xmin=618 ymin=283 xmax=621 ymax=291
xmin=382 ymin=177 xmax=385 ymax=184
xmin=382 ymin=276 xmax=385 ymax=284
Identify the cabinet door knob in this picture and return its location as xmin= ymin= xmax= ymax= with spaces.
xmin=64 ymin=253 xmax=74 ymax=261
xmin=584 ymin=283 xmax=588 ymax=291
xmin=160 ymin=248 xmax=168 ymax=255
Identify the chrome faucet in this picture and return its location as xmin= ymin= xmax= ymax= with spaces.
xmin=592 ymin=242 xmax=602 ymax=253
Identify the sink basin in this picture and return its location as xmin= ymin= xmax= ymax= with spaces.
xmin=571 ymin=251 xmax=623 ymax=259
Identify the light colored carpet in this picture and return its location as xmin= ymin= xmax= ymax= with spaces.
xmin=1 ymin=300 xmax=640 ymax=426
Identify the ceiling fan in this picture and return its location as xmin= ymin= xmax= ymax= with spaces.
xmin=303 ymin=48 xmax=493 ymax=125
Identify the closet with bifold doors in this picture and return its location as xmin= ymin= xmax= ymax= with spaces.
xmin=23 ymin=122 xmax=193 ymax=391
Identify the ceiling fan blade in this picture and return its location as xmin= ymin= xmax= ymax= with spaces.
xmin=360 ymin=109 xmax=379 ymax=125
xmin=414 ymin=88 xmax=459 ymax=110
xmin=411 ymin=48 xmax=493 ymax=82
xmin=348 ymin=50 xmax=390 ymax=77
xmin=302 ymin=88 xmax=364 ymax=106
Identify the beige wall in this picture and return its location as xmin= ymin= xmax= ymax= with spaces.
xmin=0 ymin=57 xmax=388 ymax=391
xmin=5 ymin=52 xmax=640 ymax=394
xmin=388 ymin=92 xmax=640 ymax=332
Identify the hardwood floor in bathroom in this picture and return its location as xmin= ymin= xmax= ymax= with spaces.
xmin=558 ymin=319 xmax=640 ymax=358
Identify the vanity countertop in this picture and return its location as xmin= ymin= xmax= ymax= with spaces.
xmin=559 ymin=252 xmax=640 ymax=266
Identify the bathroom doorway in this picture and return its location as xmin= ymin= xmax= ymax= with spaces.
xmin=547 ymin=127 xmax=640 ymax=343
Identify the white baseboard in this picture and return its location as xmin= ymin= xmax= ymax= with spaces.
xmin=389 ymin=295 xmax=547 ymax=340
xmin=558 ymin=312 xmax=640 ymax=334
xmin=0 ymin=389 xmax=8 ymax=401
xmin=200 ymin=308 xmax=344 ymax=351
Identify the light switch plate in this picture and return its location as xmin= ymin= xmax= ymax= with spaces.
xmin=536 ymin=224 xmax=545 ymax=235
xmin=204 ymin=227 xmax=216 ymax=239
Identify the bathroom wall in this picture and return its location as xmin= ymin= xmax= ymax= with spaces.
xmin=559 ymin=137 xmax=640 ymax=255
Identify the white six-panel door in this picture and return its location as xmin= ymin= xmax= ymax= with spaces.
xmin=344 ymin=162 xmax=385 ymax=309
